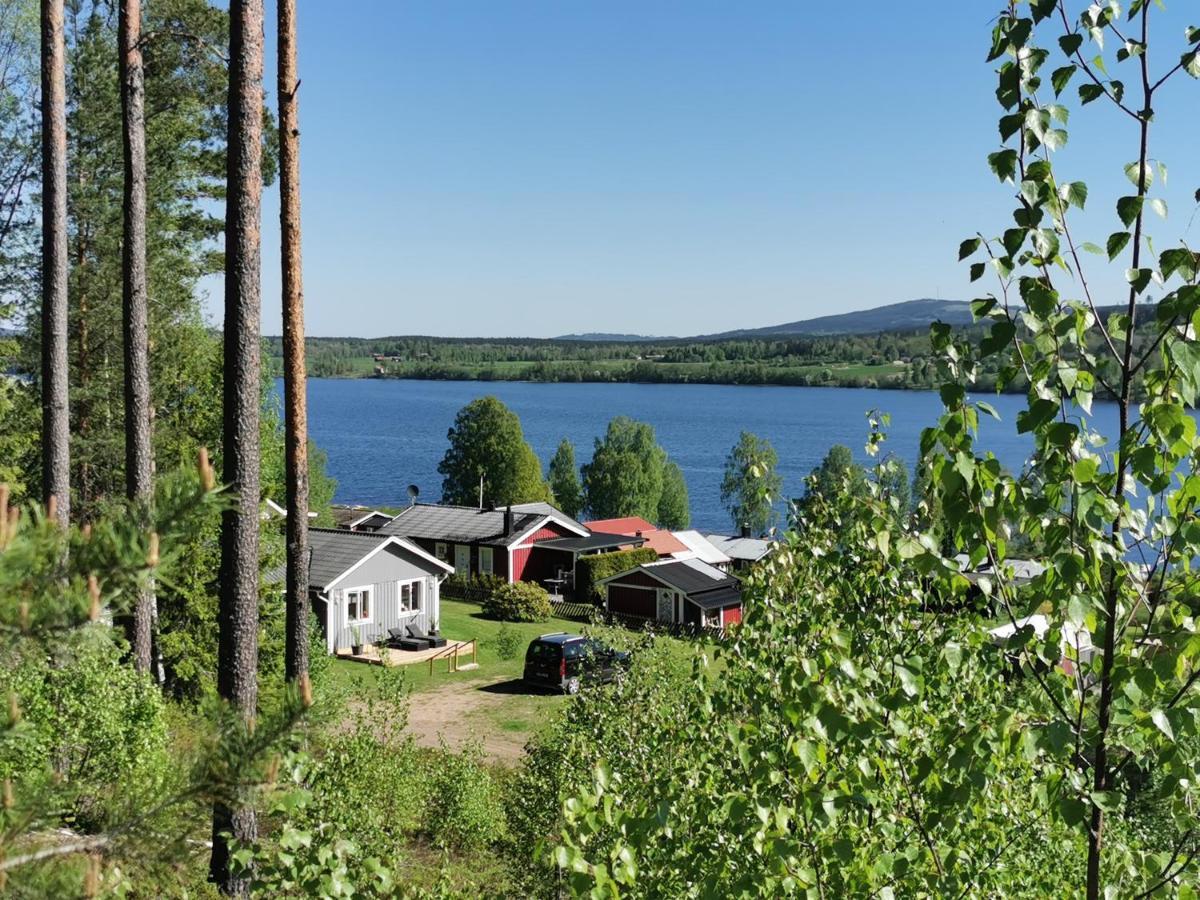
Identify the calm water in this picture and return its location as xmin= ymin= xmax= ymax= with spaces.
xmin=293 ymin=379 xmax=1120 ymax=534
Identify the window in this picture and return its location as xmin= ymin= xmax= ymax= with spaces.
xmin=346 ymin=588 xmax=371 ymax=623
xmin=400 ymin=580 xmax=422 ymax=613
xmin=435 ymin=542 xmax=448 ymax=561
xmin=479 ymin=546 xmax=493 ymax=575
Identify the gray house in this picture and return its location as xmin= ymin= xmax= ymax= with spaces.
xmin=308 ymin=527 xmax=454 ymax=654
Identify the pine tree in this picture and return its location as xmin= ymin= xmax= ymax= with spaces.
xmin=119 ymin=0 xmax=154 ymax=674
xmin=210 ymin=0 xmax=264 ymax=891
xmin=39 ymin=0 xmax=68 ymax=525
xmin=277 ymin=0 xmax=308 ymax=685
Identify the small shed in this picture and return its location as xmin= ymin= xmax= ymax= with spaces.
xmin=600 ymin=558 xmax=743 ymax=629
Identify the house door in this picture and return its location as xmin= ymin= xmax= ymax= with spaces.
xmin=454 ymin=544 xmax=471 ymax=575
xmin=656 ymin=590 xmax=674 ymax=623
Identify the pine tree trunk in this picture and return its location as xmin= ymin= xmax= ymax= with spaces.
xmin=278 ymin=0 xmax=309 ymax=684
xmin=209 ymin=0 xmax=264 ymax=893
xmin=40 ymin=0 xmax=69 ymax=526
xmin=119 ymin=0 xmax=155 ymax=676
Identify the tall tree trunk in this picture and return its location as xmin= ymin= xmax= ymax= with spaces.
xmin=209 ymin=0 xmax=264 ymax=894
xmin=119 ymin=0 xmax=155 ymax=676
xmin=278 ymin=0 xmax=309 ymax=684
xmin=40 ymin=0 xmax=69 ymax=526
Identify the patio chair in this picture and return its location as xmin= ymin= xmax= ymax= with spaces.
xmin=407 ymin=623 xmax=447 ymax=649
xmin=388 ymin=626 xmax=429 ymax=652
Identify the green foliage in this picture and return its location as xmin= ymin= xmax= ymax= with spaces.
xmin=792 ymin=443 xmax=867 ymax=525
xmin=547 ymin=438 xmax=584 ymax=519
xmin=0 ymin=627 xmax=169 ymax=831
xmin=438 ymin=396 xmax=551 ymax=507
xmin=423 ymin=740 xmax=507 ymax=851
xmin=582 ymin=416 xmax=688 ymax=526
xmin=719 ymin=431 xmax=783 ymax=535
xmin=548 ymin=440 xmax=1075 ymax=896
xmin=483 ymin=581 xmax=553 ymax=623
xmin=0 ymin=468 xmax=308 ymax=894
xmin=574 ymin=547 xmax=660 ymax=603
xmin=491 ymin=620 xmax=523 ymax=661
xmin=929 ymin=3 xmax=1200 ymax=893
xmin=657 ymin=461 xmax=690 ymax=529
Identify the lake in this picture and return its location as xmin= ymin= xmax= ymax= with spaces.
xmin=295 ymin=378 xmax=1120 ymax=534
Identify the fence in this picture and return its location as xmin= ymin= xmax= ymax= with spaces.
xmin=549 ymin=599 xmax=727 ymax=642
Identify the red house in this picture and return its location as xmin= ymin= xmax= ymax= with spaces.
xmin=380 ymin=502 xmax=589 ymax=584
xmin=584 ymin=516 xmax=691 ymax=558
xmin=600 ymin=558 xmax=743 ymax=630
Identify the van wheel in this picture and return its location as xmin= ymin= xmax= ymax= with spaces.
xmin=564 ymin=677 xmax=580 ymax=695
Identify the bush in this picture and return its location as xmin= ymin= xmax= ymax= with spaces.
xmin=423 ymin=740 xmax=506 ymax=851
xmin=492 ymin=621 xmax=523 ymax=660
xmin=483 ymin=581 xmax=552 ymax=622
xmin=575 ymin=547 xmax=659 ymax=602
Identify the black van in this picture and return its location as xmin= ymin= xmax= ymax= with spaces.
xmin=522 ymin=632 xmax=630 ymax=694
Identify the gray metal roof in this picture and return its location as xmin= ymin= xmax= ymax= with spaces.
xmin=510 ymin=502 xmax=585 ymax=533
xmin=536 ymin=533 xmax=647 ymax=553
xmin=381 ymin=502 xmax=581 ymax=546
xmin=704 ymin=533 xmax=773 ymax=562
xmin=308 ymin=528 xmax=394 ymax=589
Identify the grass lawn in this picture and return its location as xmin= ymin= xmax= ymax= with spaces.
xmin=321 ymin=599 xmax=708 ymax=761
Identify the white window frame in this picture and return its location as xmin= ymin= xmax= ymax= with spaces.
xmin=344 ymin=586 xmax=372 ymax=624
xmin=479 ymin=546 xmax=494 ymax=576
xmin=435 ymin=542 xmax=449 ymax=562
xmin=399 ymin=579 xmax=422 ymax=613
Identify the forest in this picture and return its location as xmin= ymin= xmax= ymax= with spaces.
xmin=3 ymin=0 xmax=1200 ymax=898
xmin=263 ymin=305 xmax=1148 ymax=395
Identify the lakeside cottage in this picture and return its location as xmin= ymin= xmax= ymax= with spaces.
xmin=306 ymin=527 xmax=454 ymax=654
xmin=379 ymin=501 xmax=594 ymax=586
xmin=600 ymin=558 xmax=743 ymax=629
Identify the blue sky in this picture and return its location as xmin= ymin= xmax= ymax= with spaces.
xmin=210 ymin=2 xmax=1200 ymax=338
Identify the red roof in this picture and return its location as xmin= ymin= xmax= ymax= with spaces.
xmin=584 ymin=517 xmax=688 ymax=556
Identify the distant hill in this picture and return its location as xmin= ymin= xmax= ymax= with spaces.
xmin=554 ymin=332 xmax=666 ymax=342
xmin=706 ymin=299 xmax=974 ymax=339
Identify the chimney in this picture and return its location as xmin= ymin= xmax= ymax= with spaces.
xmin=635 ymin=530 xmax=643 ymax=538
xmin=740 ymin=523 xmax=751 ymax=538
xmin=504 ymin=505 xmax=514 ymax=535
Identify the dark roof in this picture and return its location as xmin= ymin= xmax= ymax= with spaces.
xmin=612 ymin=559 xmax=738 ymax=596
xmin=329 ymin=505 xmax=392 ymax=528
xmin=307 ymin=528 xmax=392 ymax=590
xmin=531 ymin=631 xmax=583 ymax=645
xmin=536 ymin=533 xmax=647 ymax=553
xmin=686 ymin=585 xmax=743 ymax=610
xmin=381 ymin=503 xmax=579 ymax=547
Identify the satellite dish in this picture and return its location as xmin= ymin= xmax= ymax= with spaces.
xmin=406 ymin=484 xmax=420 ymax=505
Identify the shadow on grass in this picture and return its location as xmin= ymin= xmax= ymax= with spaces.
xmin=477 ymin=678 xmax=555 ymax=696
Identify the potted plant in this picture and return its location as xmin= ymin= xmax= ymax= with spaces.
xmin=429 ymin=616 xmax=440 ymax=637
xmin=350 ymin=625 xmax=363 ymax=656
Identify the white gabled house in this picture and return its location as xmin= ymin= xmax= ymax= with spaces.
xmin=307 ymin=527 xmax=453 ymax=654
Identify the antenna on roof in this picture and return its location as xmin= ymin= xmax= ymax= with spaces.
xmin=406 ymin=484 xmax=420 ymax=506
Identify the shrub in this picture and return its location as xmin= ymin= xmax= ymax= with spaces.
xmin=423 ymin=740 xmax=506 ymax=851
xmin=483 ymin=581 xmax=552 ymax=622
xmin=575 ymin=547 xmax=659 ymax=603
xmin=492 ymin=621 xmax=523 ymax=660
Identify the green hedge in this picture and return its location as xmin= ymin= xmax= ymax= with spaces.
xmin=576 ymin=547 xmax=660 ymax=603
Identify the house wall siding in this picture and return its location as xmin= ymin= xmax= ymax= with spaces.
xmin=326 ymin=575 xmax=440 ymax=653
xmin=607 ymin=584 xmax=656 ymax=618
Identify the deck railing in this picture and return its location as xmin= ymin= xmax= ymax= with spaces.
xmin=428 ymin=638 xmax=478 ymax=675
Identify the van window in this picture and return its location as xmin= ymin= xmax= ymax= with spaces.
xmin=526 ymin=642 xmax=560 ymax=661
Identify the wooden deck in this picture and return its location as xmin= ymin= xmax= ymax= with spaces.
xmin=335 ymin=640 xmax=473 ymax=668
